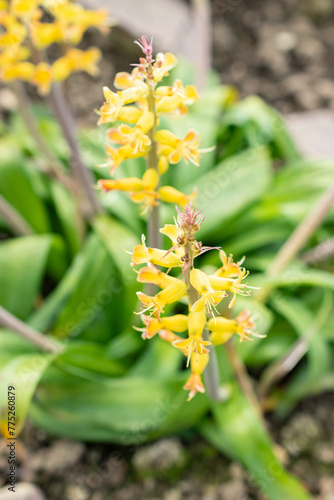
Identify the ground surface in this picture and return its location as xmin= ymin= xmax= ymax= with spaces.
xmin=0 ymin=394 xmax=334 ymax=499
xmin=61 ymin=0 xmax=334 ymax=123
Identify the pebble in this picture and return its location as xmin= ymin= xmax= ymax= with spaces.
xmin=132 ymin=438 xmax=187 ymax=474
xmin=281 ymin=413 xmax=323 ymax=456
xmin=218 ymin=479 xmax=247 ymax=500
xmin=31 ymin=440 xmax=86 ymax=473
xmin=0 ymin=483 xmax=45 ymax=500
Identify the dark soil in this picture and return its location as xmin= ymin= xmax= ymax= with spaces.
xmin=1 ymin=393 xmax=334 ymax=499
xmin=61 ymin=0 xmax=334 ymax=124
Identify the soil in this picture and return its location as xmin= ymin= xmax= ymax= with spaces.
xmin=0 ymin=393 xmax=333 ymax=499
xmin=65 ymin=0 xmax=334 ymax=123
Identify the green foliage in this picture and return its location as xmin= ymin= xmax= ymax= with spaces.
xmin=0 ymin=85 xmax=333 ymax=500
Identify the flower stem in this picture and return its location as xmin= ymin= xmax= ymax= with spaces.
xmin=0 ymin=305 xmax=63 ymax=353
xmin=48 ymin=82 xmax=103 ymax=219
xmin=258 ymin=179 xmax=334 ymax=302
xmin=146 ymin=79 xmax=161 ymax=249
xmin=184 ymin=241 xmax=224 ymax=402
xmin=0 ymin=194 xmax=34 ymax=236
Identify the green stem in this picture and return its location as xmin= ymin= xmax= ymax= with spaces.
xmin=0 ymin=194 xmax=34 ymax=236
xmin=258 ymin=179 xmax=334 ymax=303
xmin=48 ymin=82 xmax=102 ymax=219
xmin=146 ymin=79 xmax=161 ymax=249
xmin=184 ymin=241 xmax=224 ymax=402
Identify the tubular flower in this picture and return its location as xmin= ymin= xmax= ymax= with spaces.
xmin=137 ymin=313 xmax=188 ymax=339
xmin=0 ymin=0 xmax=110 ymax=93
xmin=184 ymin=351 xmax=209 ymax=401
xmin=208 ymin=309 xmax=264 ymax=344
xmin=130 ymin=205 xmax=259 ymax=401
xmin=172 ymin=310 xmax=210 ymax=365
xmin=97 ymin=36 xmax=213 ymax=215
xmin=190 ymin=268 xmax=227 ymax=317
xmin=208 ymin=269 xmax=254 ymax=308
xmin=99 ymin=168 xmax=159 ymax=214
xmin=156 ymin=129 xmax=214 ymax=166
xmin=137 ymin=279 xmax=187 ymax=315
xmin=214 ymin=250 xmax=245 ymax=278
xmin=131 ymin=235 xmax=181 ymax=268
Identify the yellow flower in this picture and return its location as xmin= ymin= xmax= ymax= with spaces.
xmin=136 ymin=263 xmax=177 ymax=289
xmin=158 ymin=186 xmax=197 ymax=208
xmin=172 ymin=310 xmax=210 ymax=366
xmin=184 ymin=351 xmax=209 ymax=400
xmin=156 ymin=129 xmax=214 ymax=166
xmin=214 ymin=250 xmax=245 ymax=279
xmin=137 ymin=313 xmax=188 ymax=339
xmin=2 ymin=61 xmax=34 ymax=81
xmin=131 ymin=235 xmax=182 ymax=268
xmin=152 ymin=52 xmax=178 ymax=82
xmin=190 ymin=269 xmax=227 ymax=316
xmin=30 ymin=20 xmax=63 ymax=48
xmin=208 ymin=269 xmax=253 ymax=308
xmin=32 ymin=62 xmax=53 ymax=95
xmin=98 ymin=169 xmax=159 ymax=214
xmin=53 ymin=47 xmax=102 ymax=81
xmin=10 ymin=0 xmax=39 ymax=19
xmin=137 ymin=279 xmax=187 ymax=315
xmin=98 ymin=86 xmax=148 ymax=125
xmin=113 ymin=111 xmax=154 ymax=154
xmin=104 ymin=144 xmax=148 ymax=174
xmin=159 ymin=224 xmax=182 ymax=245
xmin=98 ymin=177 xmax=143 ymax=193
xmin=155 ymin=79 xmax=198 ymax=114
xmin=129 ymin=168 xmax=160 ymax=213
xmin=207 ymin=309 xmax=262 ymax=344
xmin=114 ymin=68 xmax=147 ymax=90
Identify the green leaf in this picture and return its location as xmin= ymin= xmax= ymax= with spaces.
xmin=30 ymin=368 xmax=207 ymax=443
xmin=50 ymin=181 xmax=82 ymax=257
xmin=220 ymin=96 xmax=300 ymax=162
xmin=0 ymin=352 xmax=55 ymax=437
xmin=0 ymin=235 xmax=53 ymax=319
xmin=188 ymin=147 xmax=272 ymax=239
xmin=0 ymin=162 xmax=50 ymax=234
xmin=200 ymin=384 xmax=312 ymax=500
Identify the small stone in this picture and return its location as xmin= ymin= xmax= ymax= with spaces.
xmin=0 ymin=483 xmax=45 ymax=500
xmin=228 ymin=462 xmax=245 ymax=480
xmin=281 ymin=413 xmax=323 ymax=457
xmin=31 ymin=440 xmax=86 ymax=473
xmin=163 ymin=488 xmax=182 ymax=500
xmin=132 ymin=438 xmax=187 ymax=475
xmin=275 ymin=31 xmax=297 ymax=52
xmin=65 ymin=484 xmax=89 ymax=500
xmin=218 ymin=479 xmax=247 ymax=500
xmin=0 ymin=88 xmax=18 ymax=111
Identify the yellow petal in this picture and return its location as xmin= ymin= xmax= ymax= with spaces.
xmin=117 ymin=106 xmax=142 ymax=124
xmin=158 ymin=186 xmax=197 ymax=207
xmin=155 ymin=129 xmax=179 ymax=148
xmin=159 ymin=224 xmax=181 ymax=244
xmin=158 ymin=156 xmax=169 ymax=175
xmin=136 ymin=111 xmax=154 ymax=133
xmin=98 ymin=177 xmax=143 ymax=192
xmin=188 ymin=310 xmax=207 ymax=337
xmin=142 ymin=168 xmax=159 ymax=190
xmin=161 ymin=314 xmax=188 ymax=333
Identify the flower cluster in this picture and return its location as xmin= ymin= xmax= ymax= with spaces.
xmin=0 ymin=0 xmax=109 ymax=94
xmin=131 ymin=205 xmax=263 ymax=400
xmin=97 ymin=36 xmax=213 ymax=214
